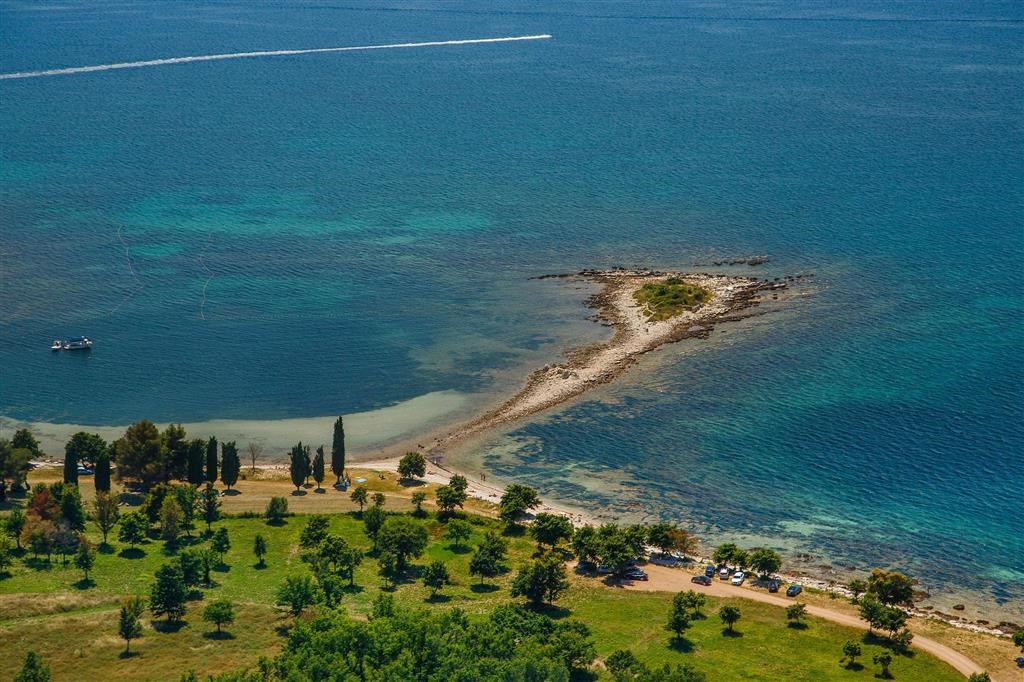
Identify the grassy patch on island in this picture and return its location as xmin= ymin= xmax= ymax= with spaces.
xmin=633 ymin=278 xmax=712 ymax=321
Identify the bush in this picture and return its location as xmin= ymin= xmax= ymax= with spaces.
xmin=265 ymin=497 xmax=289 ymax=524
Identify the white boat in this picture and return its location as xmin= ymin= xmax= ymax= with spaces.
xmin=51 ymin=340 xmax=62 ymax=351
xmin=63 ymin=336 xmax=93 ymax=350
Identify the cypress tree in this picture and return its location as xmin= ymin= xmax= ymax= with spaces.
xmin=331 ymin=416 xmax=346 ymax=484
xmin=94 ymin=451 xmax=111 ymax=493
xmin=312 ymin=446 xmax=325 ymax=491
xmin=220 ymin=441 xmax=240 ymax=490
xmin=62 ymin=448 xmax=78 ymax=485
xmin=289 ymin=443 xmax=308 ymax=491
xmin=187 ymin=439 xmax=205 ymax=485
xmin=205 ymin=436 xmax=218 ymax=484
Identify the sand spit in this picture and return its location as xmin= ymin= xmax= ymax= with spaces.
xmin=425 ymin=269 xmax=791 ymax=454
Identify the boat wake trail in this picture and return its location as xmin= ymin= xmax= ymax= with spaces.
xmin=106 ymin=225 xmax=145 ymax=317
xmin=0 ymin=35 xmax=552 ymax=81
xmin=197 ymin=256 xmax=215 ymax=321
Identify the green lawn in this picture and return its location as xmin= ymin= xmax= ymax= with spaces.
xmin=1 ymin=508 xmax=962 ymax=681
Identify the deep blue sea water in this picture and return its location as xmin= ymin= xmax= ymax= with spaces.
xmin=1 ymin=1 xmax=1021 ymax=617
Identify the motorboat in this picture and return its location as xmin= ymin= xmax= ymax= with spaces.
xmin=51 ymin=340 xmax=63 ymax=351
xmin=63 ymin=336 xmax=93 ymax=350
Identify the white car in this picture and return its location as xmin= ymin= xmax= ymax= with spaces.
xmin=731 ymin=571 xmax=746 ymax=585
xmin=718 ymin=567 xmax=731 ymax=580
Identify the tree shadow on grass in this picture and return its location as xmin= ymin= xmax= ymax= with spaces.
xmin=447 ymin=544 xmax=471 ymax=555
xmin=398 ymin=479 xmax=426 ymax=488
xmin=222 ymin=489 xmax=241 ymax=496
xmin=97 ymin=543 xmax=116 ymax=555
xmin=254 ymin=561 xmax=268 ymax=570
xmin=265 ymin=519 xmax=288 ymax=527
xmin=186 ymin=589 xmax=205 ymax=601
xmin=202 ymin=631 xmax=236 ymax=640
xmin=787 ymin=622 xmax=809 ymax=630
xmin=470 ymin=583 xmax=500 ymax=594
xmin=502 ymin=525 xmax=526 ymax=538
xmin=151 ymin=620 xmax=187 ymax=633
xmin=571 ymin=670 xmax=599 ymax=682
xmin=72 ymin=578 xmax=96 ymax=590
xmin=721 ymin=629 xmax=743 ymax=638
xmin=842 ymin=663 xmax=865 ymax=672
xmin=213 ymin=563 xmax=231 ymax=573
xmin=290 ymin=490 xmax=308 ymax=497
xmin=425 ymin=594 xmax=452 ymax=604
xmin=119 ymin=547 xmax=146 ymax=559
xmin=668 ymin=637 xmax=694 ymax=653
xmin=118 ymin=651 xmax=140 ymax=660
xmin=25 ymin=557 xmax=52 ymax=571
xmin=536 ymin=604 xmax=571 ymax=620
xmin=342 ymin=584 xmax=365 ymax=596
xmin=314 ymin=488 xmax=326 ymax=494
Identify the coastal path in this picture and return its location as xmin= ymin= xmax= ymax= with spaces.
xmin=626 ymin=564 xmax=986 ymax=679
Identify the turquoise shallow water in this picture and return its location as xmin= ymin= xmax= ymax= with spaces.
xmin=1 ymin=1 xmax=1021 ymax=617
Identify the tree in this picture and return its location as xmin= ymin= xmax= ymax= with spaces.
xmin=199 ymin=484 xmax=220 ymax=532
xmin=150 ymin=564 xmax=187 ymax=622
xmin=178 ymin=549 xmax=203 ymax=587
xmin=247 ymin=441 xmax=263 ymax=475
xmin=119 ymin=596 xmax=145 ymax=655
xmin=13 ymin=651 xmax=50 ymax=682
xmin=164 ymin=424 xmax=189 ymax=482
xmin=0 ymin=537 xmax=12 ymax=574
xmin=54 ymin=525 xmax=79 ymax=566
xmin=623 ymin=524 xmax=648 ymax=557
xmin=847 ymin=578 xmax=868 ymax=604
xmin=159 ymin=496 xmax=183 ymax=543
xmin=331 ymin=416 xmax=345 ymax=484
xmin=203 ymin=599 xmax=235 ymax=634
xmin=531 ymin=513 xmax=573 ymax=550
xmin=1013 ymin=629 xmax=1024 ymax=653
xmin=786 ymin=603 xmax=807 ymax=626
xmin=0 ymin=439 xmax=33 ymax=494
xmin=63 ymin=432 xmax=107 ymax=472
xmin=218 ymin=441 xmax=239 ymax=490
xmin=712 ymin=542 xmax=740 ymax=568
xmin=211 ymin=527 xmax=231 ymax=564
xmin=445 ymin=518 xmax=472 ymax=549
xmin=94 ymin=450 xmax=111 ymax=493
xmin=718 ymin=605 xmax=741 ymax=633
xmin=118 ymin=511 xmax=149 ymax=547
xmin=422 ymin=560 xmax=450 ymax=597
xmin=75 ymin=536 xmax=96 ymax=580
xmin=434 ymin=485 xmax=465 ymax=517
xmin=23 ymin=517 xmax=57 ymax=561
xmin=499 ymin=484 xmax=541 ymax=526
xmin=300 ymin=514 xmax=330 ymax=549
xmin=675 ymin=590 xmax=706 ymax=619
xmin=5 ymin=508 xmax=27 ymax=549
xmin=411 ymin=490 xmax=427 ymax=516
xmin=372 ymin=492 xmax=386 ymax=508
xmin=397 ymin=452 xmax=426 ymax=480
xmin=362 ymin=505 xmax=386 ymax=549
xmin=186 ymin=439 xmax=205 ymax=486
xmin=12 ymin=429 xmax=41 ymax=458
xmin=265 ymin=496 xmax=288 ymax=524
xmin=312 ymin=446 xmax=325 ymax=491
xmin=203 ymin=436 xmax=218 ymax=484
xmin=511 ymin=555 xmax=569 ymax=606
xmin=112 ymin=420 xmax=168 ymax=488
xmin=840 ymin=640 xmax=862 ymax=668
xmin=350 ymin=485 xmax=368 ymax=511
xmin=376 ymin=516 xmax=428 ymax=571
xmin=173 ymin=484 xmax=198 ymax=537
xmin=597 ymin=525 xmax=636 ymax=577
xmin=276 ymin=575 xmax=317 ymax=616
xmin=90 ymin=492 xmax=119 ymax=546
xmin=316 ymin=535 xmax=362 ymax=586
xmin=63 ymin=444 xmax=78 ymax=485
xmin=748 ymin=548 xmax=782 ymax=578
xmin=59 ymin=485 xmax=87 ymax=532
xmin=288 ymin=443 xmax=308 ymax=490
xmin=867 ymin=568 xmax=915 ymax=607
xmin=253 ymin=534 xmax=268 ymax=566
xmin=571 ymin=525 xmax=599 ymax=564
xmin=876 ymin=605 xmax=908 ymax=639
xmin=967 ymin=674 xmax=992 ymax=682
xmin=666 ymin=597 xmax=692 ymax=642
xmin=858 ymin=594 xmax=884 ymax=633
xmin=873 ymin=652 xmax=893 ymax=679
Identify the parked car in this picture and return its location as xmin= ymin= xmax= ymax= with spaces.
xmin=691 ymin=575 xmax=712 ymax=586
xmin=704 ymin=565 xmax=716 ymax=578
xmin=576 ymin=560 xmax=596 ymax=573
xmin=718 ymin=567 xmax=731 ymax=580
xmin=786 ymin=584 xmax=803 ymax=597
xmin=76 ymin=465 xmax=94 ymax=475
xmin=1014 ymin=656 xmax=1024 ymax=668
xmin=623 ymin=568 xmax=648 ymax=581
xmin=731 ymin=571 xmax=746 ymax=585
xmin=767 ymin=579 xmax=780 ymax=593
xmin=597 ymin=565 xmax=614 ymax=575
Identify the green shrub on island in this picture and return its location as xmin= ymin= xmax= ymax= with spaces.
xmin=633 ymin=278 xmax=712 ymax=321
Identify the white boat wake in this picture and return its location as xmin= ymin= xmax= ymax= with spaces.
xmin=0 ymin=35 xmax=553 ymax=81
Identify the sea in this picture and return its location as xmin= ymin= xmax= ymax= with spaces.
xmin=1 ymin=0 xmax=1021 ymax=621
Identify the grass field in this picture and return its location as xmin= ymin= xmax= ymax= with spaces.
xmin=633 ymin=278 xmax=712 ymax=321
xmin=0 ymin=471 xmax=972 ymax=680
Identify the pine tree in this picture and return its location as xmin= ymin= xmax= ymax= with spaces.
xmin=331 ymin=416 xmax=346 ymax=484
xmin=14 ymin=651 xmax=51 ymax=682
xmin=150 ymin=564 xmax=187 ymax=622
xmin=199 ymin=484 xmax=220 ymax=532
xmin=94 ymin=451 xmax=111 ymax=493
xmin=187 ymin=439 xmax=205 ymax=485
xmin=312 ymin=446 xmax=325 ymax=491
xmin=220 ymin=441 xmax=240 ymax=490
xmin=205 ymin=436 xmax=219 ymax=484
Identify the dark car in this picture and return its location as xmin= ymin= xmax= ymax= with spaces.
xmin=767 ymin=580 xmax=780 ymax=593
xmin=691 ymin=575 xmax=712 ymax=586
xmin=704 ymin=565 xmax=716 ymax=578
xmin=623 ymin=568 xmax=648 ymax=581
xmin=786 ymin=584 xmax=803 ymax=597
